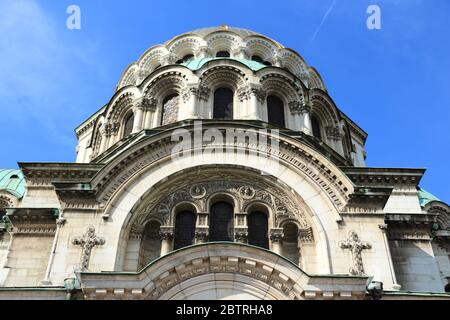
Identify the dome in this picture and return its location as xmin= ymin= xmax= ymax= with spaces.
xmin=181 ymin=57 xmax=266 ymax=72
xmin=178 ymin=25 xmax=263 ymax=39
xmin=116 ymin=25 xmax=326 ymax=92
xmin=418 ymin=187 xmax=441 ymax=207
xmin=0 ymin=169 xmax=25 ymax=199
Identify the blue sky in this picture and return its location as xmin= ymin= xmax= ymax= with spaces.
xmin=0 ymin=0 xmax=449 ymax=201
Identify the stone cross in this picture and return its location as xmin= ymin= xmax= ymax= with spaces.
xmin=72 ymin=226 xmax=105 ymax=271
xmin=339 ymin=231 xmax=372 ymax=276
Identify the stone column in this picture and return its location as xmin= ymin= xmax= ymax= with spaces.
xmin=132 ymin=104 xmax=144 ymax=133
xmin=99 ymin=125 xmax=110 ymax=154
xmin=182 ymin=86 xmax=199 ymax=119
xmin=247 ymin=86 xmax=264 ymax=120
xmin=300 ymin=104 xmax=312 ymax=135
xmin=142 ymin=97 xmax=157 ymax=129
xmin=288 ymin=101 xmax=302 ymax=131
xmin=269 ymin=228 xmax=284 ymax=255
xmin=159 ymin=226 xmax=174 ymax=256
xmin=379 ymin=224 xmax=402 ymax=290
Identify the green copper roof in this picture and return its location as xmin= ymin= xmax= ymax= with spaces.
xmin=418 ymin=187 xmax=440 ymax=207
xmin=182 ymin=57 xmax=266 ymax=72
xmin=0 ymin=169 xmax=25 ymax=199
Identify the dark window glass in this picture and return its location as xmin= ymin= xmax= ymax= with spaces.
xmin=311 ymin=116 xmax=322 ymax=139
xmin=216 ymin=51 xmax=230 ymax=58
xmin=139 ymin=221 xmax=161 ymax=267
xmin=213 ymin=88 xmax=234 ymax=119
xmin=267 ymin=95 xmax=285 ymax=127
xmin=263 ymin=61 xmax=272 ymax=66
xmin=210 ymin=202 xmax=234 ymax=241
xmin=282 ymin=223 xmax=300 ymax=264
xmin=174 ymin=211 xmax=196 ymax=250
xmin=445 ymin=282 xmax=450 ymax=293
xmin=176 ymin=54 xmax=194 ymax=64
xmin=123 ymin=113 xmax=134 ymax=137
xmin=251 ymin=55 xmax=264 ymax=63
xmin=248 ymin=211 xmax=269 ymax=249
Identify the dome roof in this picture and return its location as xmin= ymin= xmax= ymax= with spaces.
xmin=186 ymin=25 xmax=267 ymax=40
xmin=418 ymin=187 xmax=441 ymax=207
xmin=181 ymin=57 xmax=266 ymax=72
xmin=0 ymin=169 xmax=25 ymax=199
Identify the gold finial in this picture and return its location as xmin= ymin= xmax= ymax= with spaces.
xmin=220 ymin=24 xmax=229 ymax=30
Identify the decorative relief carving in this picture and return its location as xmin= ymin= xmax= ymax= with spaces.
xmin=339 ymin=231 xmax=371 ymax=276
xmin=136 ymin=179 xmax=310 ymax=232
xmin=146 ymin=255 xmax=302 ymax=300
xmin=72 ymin=226 xmax=105 ymax=272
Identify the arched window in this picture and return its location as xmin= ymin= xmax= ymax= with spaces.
xmin=210 ymin=201 xmax=234 ymax=242
xmin=161 ymin=93 xmax=180 ymax=126
xmin=174 ymin=211 xmax=196 ymax=250
xmin=311 ymin=115 xmax=322 ymax=139
xmin=123 ymin=113 xmax=134 ymax=137
xmin=263 ymin=61 xmax=272 ymax=66
xmin=139 ymin=221 xmax=161 ymax=268
xmin=267 ymin=95 xmax=285 ymax=127
xmin=248 ymin=211 xmax=269 ymax=249
xmin=445 ymin=282 xmax=450 ymax=293
xmin=176 ymin=54 xmax=194 ymax=64
xmin=251 ymin=55 xmax=264 ymax=63
xmin=282 ymin=223 xmax=300 ymax=264
xmin=216 ymin=51 xmax=230 ymax=58
xmin=213 ymin=88 xmax=233 ymax=119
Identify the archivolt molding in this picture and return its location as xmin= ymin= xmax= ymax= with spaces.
xmin=142 ymin=70 xmax=190 ymax=99
xmin=205 ymin=31 xmax=243 ymax=52
xmin=310 ymin=90 xmax=341 ymax=128
xmin=245 ymin=36 xmax=279 ymax=60
xmin=130 ymin=171 xmax=312 ymax=236
xmin=0 ymin=193 xmax=16 ymax=209
xmin=167 ymin=35 xmax=206 ymax=58
xmin=260 ymin=73 xmax=304 ymax=106
xmin=198 ymin=65 xmax=247 ymax=91
xmin=91 ymin=124 xmax=353 ymax=215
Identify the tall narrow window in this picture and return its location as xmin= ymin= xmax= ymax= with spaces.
xmin=161 ymin=93 xmax=180 ymax=126
xmin=210 ymin=201 xmax=234 ymax=241
xmin=123 ymin=113 xmax=134 ymax=137
xmin=139 ymin=221 xmax=161 ymax=268
xmin=174 ymin=211 xmax=196 ymax=250
xmin=213 ymin=88 xmax=233 ymax=119
xmin=282 ymin=223 xmax=300 ymax=264
xmin=248 ymin=211 xmax=269 ymax=249
xmin=267 ymin=95 xmax=285 ymax=127
xmin=216 ymin=51 xmax=230 ymax=58
xmin=311 ymin=116 xmax=322 ymax=139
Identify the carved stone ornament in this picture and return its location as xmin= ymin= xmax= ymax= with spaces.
xmin=72 ymin=226 xmax=105 ymax=272
xmin=339 ymin=231 xmax=371 ymax=276
xmin=190 ymin=185 xmax=206 ymax=199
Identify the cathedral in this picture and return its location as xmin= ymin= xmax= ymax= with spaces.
xmin=0 ymin=26 xmax=449 ymax=300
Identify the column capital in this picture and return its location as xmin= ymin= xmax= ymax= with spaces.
xmin=269 ymin=228 xmax=284 ymax=243
xmin=234 ymin=228 xmax=248 ymax=243
xmin=195 ymin=227 xmax=209 ymax=242
xmin=288 ymin=101 xmax=302 ymax=115
xmin=181 ymin=86 xmax=200 ymax=103
xmin=159 ymin=226 xmax=174 ymax=240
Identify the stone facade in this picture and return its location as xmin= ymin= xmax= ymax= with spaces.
xmin=0 ymin=26 xmax=448 ymax=300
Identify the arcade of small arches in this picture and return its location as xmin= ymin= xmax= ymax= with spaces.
xmin=120 ymin=171 xmax=315 ymax=272
xmin=116 ymin=26 xmax=325 ymax=91
xmin=86 ymin=65 xmax=348 ymax=162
